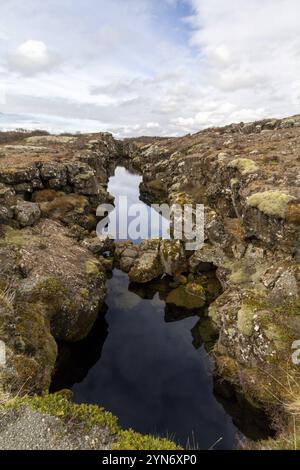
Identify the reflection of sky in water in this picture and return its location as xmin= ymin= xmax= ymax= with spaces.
xmin=105 ymin=166 xmax=170 ymax=243
xmin=73 ymin=270 xmax=238 ymax=449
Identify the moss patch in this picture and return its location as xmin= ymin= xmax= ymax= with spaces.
xmin=2 ymin=393 xmax=182 ymax=450
xmin=228 ymin=158 xmax=259 ymax=175
xmin=0 ymin=226 xmax=36 ymax=248
xmin=113 ymin=430 xmax=181 ymax=450
xmin=247 ymin=190 xmax=296 ymax=219
xmin=237 ymin=305 xmax=255 ymax=336
xmin=85 ymin=260 xmax=100 ymax=276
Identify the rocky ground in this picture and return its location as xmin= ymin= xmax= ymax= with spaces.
xmin=129 ymin=115 xmax=300 ymax=449
xmin=0 ymin=115 xmax=299 ymax=449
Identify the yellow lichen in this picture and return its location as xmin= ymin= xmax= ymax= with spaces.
xmin=228 ymin=158 xmax=259 ymax=175
xmin=247 ymin=190 xmax=296 ymax=219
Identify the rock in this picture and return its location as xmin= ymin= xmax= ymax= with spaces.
xmin=0 ymin=219 xmax=106 ymax=394
xmin=189 ymin=244 xmax=228 ymax=273
xmin=82 ymin=235 xmax=114 ymax=255
xmin=40 ymin=163 xmax=67 ymax=188
xmin=159 ymin=240 xmax=186 ymax=276
xmin=129 ymin=251 xmax=163 ymax=283
xmin=120 ymin=256 xmax=136 ymax=273
xmin=14 ymin=201 xmax=41 ymax=227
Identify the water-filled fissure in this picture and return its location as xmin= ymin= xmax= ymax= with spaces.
xmin=51 ymin=166 xmax=273 ymax=449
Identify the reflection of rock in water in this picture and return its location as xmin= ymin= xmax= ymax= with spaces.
xmin=164 ymin=303 xmax=203 ymax=323
xmin=128 ymin=276 xmax=171 ymax=301
xmin=191 ymin=317 xmax=219 ymax=352
xmin=50 ymin=306 xmax=109 ymax=392
xmin=213 ymin=378 xmax=275 ymax=442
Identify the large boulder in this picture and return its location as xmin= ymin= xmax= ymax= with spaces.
xmin=128 ymin=240 xmax=163 ymax=283
xmin=160 ymin=240 xmax=186 ymax=276
xmin=14 ymin=201 xmax=41 ymax=227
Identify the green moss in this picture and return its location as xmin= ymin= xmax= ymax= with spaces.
xmin=237 ymin=305 xmax=255 ymax=336
xmin=229 ymin=267 xmax=250 ymax=284
xmin=174 ymin=274 xmax=187 ymax=285
xmin=264 ymin=325 xmax=287 ymax=351
xmin=185 ymin=281 xmax=206 ymax=298
xmin=85 ymin=260 xmax=100 ymax=276
xmin=75 ymin=171 xmax=95 ymax=181
xmin=113 ymin=430 xmax=182 ymax=451
xmin=5 ymin=392 xmax=119 ymax=434
xmin=171 ymin=192 xmax=194 ymax=206
xmin=0 ymin=226 xmax=35 ymax=248
xmin=278 ymin=298 xmax=300 ymax=316
xmin=247 ymin=190 xmax=296 ymax=219
xmin=34 ymin=278 xmax=64 ymax=297
xmin=208 ymin=303 xmax=219 ymax=325
xmin=228 ymin=158 xmax=259 ymax=175
xmin=2 ymin=393 xmax=181 ymax=450
xmin=79 ymin=288 xmax=89 ymax=299
xmin=147 ymin=179 xmax=164 ymax=192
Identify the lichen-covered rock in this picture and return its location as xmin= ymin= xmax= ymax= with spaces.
xmin=0 ymin=219 xmax=106 ymax=394
xmin=81 ymin=235 xmax=114 ymax=255
xmin=129 ymin=252 xmax=163 ymax=283
xmin=159 ymin=240 xmax=186 ymax=276
xmin=14 ymin=201 xmax=41 ymax=227
xmin=39 ymin=162 xmax=67 ymax=188
xmin=228 ymin=158 xmax=259 ymax=176
xmin=247 ymin=191 xmax=296 ymax=219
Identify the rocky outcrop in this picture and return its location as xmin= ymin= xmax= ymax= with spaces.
xmin=0 ymin=219 xmax=106 ymax=394
xmin=0 ymin=131 xmax=129 ymax=395
xmin=130 ymin=115 xmax=300 ymax=434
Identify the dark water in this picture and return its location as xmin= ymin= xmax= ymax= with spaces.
xmin=52 ymin=166 xmax=273 ymax=449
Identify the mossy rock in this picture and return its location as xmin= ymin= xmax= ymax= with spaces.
xmin=237 ymin=305 xmax=255 ymax=336
xmin=264 ymin=325 xmax=287 ymax=351
xmin=247 ymin=190 xmax=296 ymax=219
xmin=228 ymin=158 xmax=259 ymax=175
xmin=85 ymin=260 xmax=101 ymax=276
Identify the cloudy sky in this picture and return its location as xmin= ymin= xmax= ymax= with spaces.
xmin=0 ymin=0 xmax=299 ymax=137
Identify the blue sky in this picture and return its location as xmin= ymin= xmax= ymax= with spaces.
xmin=0 ymin=0 xmax=300 ymax=136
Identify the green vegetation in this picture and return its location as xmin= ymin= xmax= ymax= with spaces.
xmin=237 ymin=305 xmax=255 ymax=336
xmin=1 ymin=392 xmax=182 ymax=450
xmin=228 ymin=158 xmax=259 ymax=175
xmin=247 ymin=190 xmax=295 ymax=219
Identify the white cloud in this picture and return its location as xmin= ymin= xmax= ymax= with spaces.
xmin=8 ymin=40 xmax=59 ymax=75
xmin=0 ymin=0 xmax=300 ymax=136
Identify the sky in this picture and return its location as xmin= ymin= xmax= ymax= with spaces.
xmin=0 ymin=0 xmax=299 ymax=137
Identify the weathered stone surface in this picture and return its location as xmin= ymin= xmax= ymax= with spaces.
xmin=81 ymin=235 xmax=114 ymax=255
xmin=160 ymin=240 xmax=186 ymax=276
xmin=0 ymin=219 xmax=106 ymax=394
xmin=130 ymin=115 xmax=300 ymax=432
xmin=129 ymin=251 xmax=163 ymax=283
xmin=14 ymin=201 xmax=41 ymax=227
